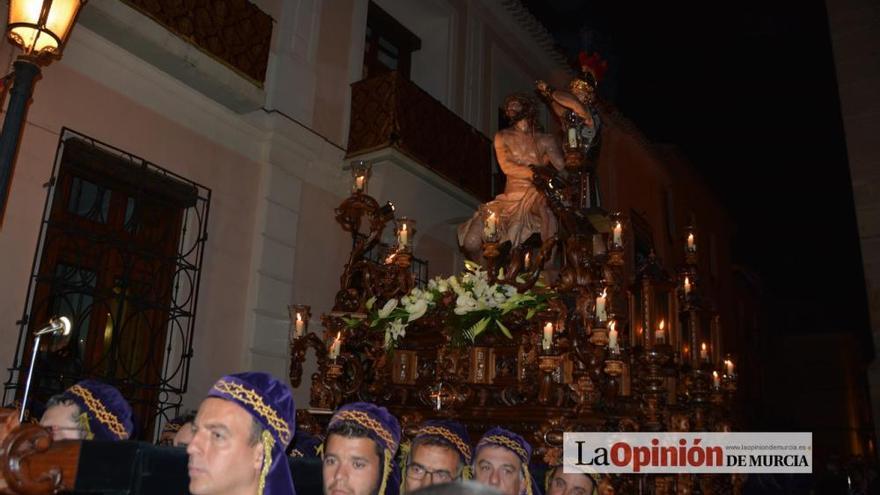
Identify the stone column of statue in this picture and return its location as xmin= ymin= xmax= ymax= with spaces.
xmin=457 ymin=93 xmax=565 ymax=262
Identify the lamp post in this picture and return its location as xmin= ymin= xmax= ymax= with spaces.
xmin=0 ymin=0 xmax=86 ymax=223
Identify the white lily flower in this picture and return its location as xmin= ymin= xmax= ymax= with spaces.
xmin=454 ymin=293 xmax=478 ymax=315
xmin=405 ymin=299 xmax=428 ymax=321
xmin=388 ymin=318 xmax=406 ymax=340
xmin=378 ymin=298 xmax=398 ymax=318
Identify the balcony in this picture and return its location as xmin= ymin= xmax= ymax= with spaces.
xmin=347 ymin=72 xmax=493 ymax=202
xmin=78 ymin=0 xmax=272 ymax=112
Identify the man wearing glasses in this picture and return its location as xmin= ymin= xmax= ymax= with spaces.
xmin=403 ymin=420 xmax=471 ymax=493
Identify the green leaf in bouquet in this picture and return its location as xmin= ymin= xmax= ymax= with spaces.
xmin=470 ymin=317 xmax=491 ymax=337
xmin=526 ymin=307 xmax=538 ymax=320
xmin=496 ymin=319 xmax=513 ymax=339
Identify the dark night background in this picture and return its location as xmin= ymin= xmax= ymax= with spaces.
xmin=523 ymin=0 xmax=871 ymax=357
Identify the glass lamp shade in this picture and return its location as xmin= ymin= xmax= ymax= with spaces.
xmin=609 ymin=212 xmax=624 ymax=250
xmin=684 ymin=225 xmax=697 ymax=254
xmin=350 ymin=159 xmax=371 ymax=194
xmin=481 ymin=205 xmax=500 ymax=243
xmin=7 ymin=0 xmax=85 ymax=57
xmin=288 ymin=304 xmax=311 ymax=339
xmin=395 ymin=217 xmax=416 ymax=252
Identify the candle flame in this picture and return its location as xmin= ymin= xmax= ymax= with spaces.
xmin=701 ymin=342 xmax=707 ymax=351
xmin=401 ymin=224 xmax=407 ymax=233
xmin=615 ymin=221 xmax=622 ymax=230
xmin=544 ymin=322 xmax=554 ymax=332
xmin=600 ymin=288 xmax=607 ymax=298
xmin=609 ymin=321 xmax=617 ymax=331
xmin=335 ymin=332 xmax=342 ymax=344
xmin=296 ymin=312 xmax=303 ymax=323
xmin=524 ymin=252 xmax=531 ymax=267
xmin=684 ymin=276 xmax=690 ymax=285
xmin=712 ymin=371 xmax=719 ymax=378
xmin=659 ymin=319 xmax=665 ymax=330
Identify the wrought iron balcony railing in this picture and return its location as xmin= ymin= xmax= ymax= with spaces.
xmin=121 ymin=0 xmax=272 ymax=86
xmin=347 ymin=72 xmax=494 ymax=202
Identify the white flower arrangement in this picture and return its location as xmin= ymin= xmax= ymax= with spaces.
xmin=350 ymin=261 xmax=551 ymax=349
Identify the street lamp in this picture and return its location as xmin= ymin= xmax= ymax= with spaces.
xmin=0 ymin=0 xmax=86 ymax=224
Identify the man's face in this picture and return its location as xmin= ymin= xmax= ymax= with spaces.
xmin=40 ymin=402 xmax=84 ymax=441
xmin=572 ymin=85 xmax=595 ymax=105
xmin=404 ymin=443 xmax=461 ymax=493
xmin=159 ymin=429 xmax=176 ymax=446
xmin=547 ymin=468 xmax=594 ymax=495
xmin=474 ymin=445 xmax=523 ymax=495
xmin=174 ymin=422 xmax=195 ymax=447
xmin=323 ymin=434 xmax=382 ymax=495
xmin=505 ymin=100 xmax=523 ymax=120
xmin=187 ymin=398 xmax=262 ymax=495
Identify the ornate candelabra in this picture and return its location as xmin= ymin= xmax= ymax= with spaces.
xmin=289 ymin=106 xmax=740 ymax=493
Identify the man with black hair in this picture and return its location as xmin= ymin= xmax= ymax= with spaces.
xmin=322 ymin=402 xmax=401 ymax=495
xmin=403 ymin=420 xmax=471 ymax=493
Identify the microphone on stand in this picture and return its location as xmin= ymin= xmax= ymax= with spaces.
xmin=33 ymin=316 xmax=72 ymax=337
xmin=19 ymin=316 xmax=73 ymax=422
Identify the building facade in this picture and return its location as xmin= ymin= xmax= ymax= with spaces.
xmin=0 ymin=0 xmax=749 ymax=438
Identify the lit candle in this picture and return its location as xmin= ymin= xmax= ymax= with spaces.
xmin=700 ymin=342 xmax=708 ymax=361
xmin=484 ymin=212 xmax=497 ymax=239
xmin=524 ymin=252 xmax=531 ymax=269
xmin=595 ymin=289 xmax=607 ymax=322
xmin=684 ymin=276 xmax=692 ymax=295
xmin=355 ymin=175 xmax=366 ymax=192
xmin=683 ymin=345 xmax=690 ymax=361
xmin=329 ymin=332 xmax=342 ymax=360
xmin=613 ymin=222 xmax=623 ymax=246
xmin=725 ymin=359 xmax=735 ymax=376
xmin=542 ymin=322 xmax=554 ymax=351
xmin=295 ymin=312 xmax=305 ymax=338
xmin=655 ymin=319 xmax=666 ymax=344
xmin=567 ymin=127 xmax=578 ymax=148
xmin=687 ymin=233 xmax=696 ymax=252
xmin=712 ymin=371 xmax=720 ymax=390
xmin=608 ymin=321 xmax=619 ymax=352
xmin=398 ymin=224 xmax=409 ymax=250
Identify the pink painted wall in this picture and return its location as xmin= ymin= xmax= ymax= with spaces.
xmin=0 ymin=51 xmax=261 ymax=410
